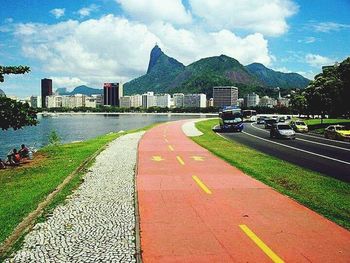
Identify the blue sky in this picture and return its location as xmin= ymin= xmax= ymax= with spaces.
xmin=0 ymin=0 xmax=349 ymax=98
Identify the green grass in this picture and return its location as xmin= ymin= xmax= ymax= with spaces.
xmin=0 ymin=123 xmax=156 ymax=247
xmin=192 ymin=119 xmax=350 ymax=229
xmin=303 ymin=118 xmax=350 ymax=133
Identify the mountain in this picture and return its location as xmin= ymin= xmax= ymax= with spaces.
xmin=246 ymin=63 xmax=310 ymax=89
xmin=124 ymin=45 xmax=185 ymax=95
xmin=122 ymin=45 xmax=311 ymax=97
xmin=56 ymin=85 xmax=103 ymax=96
xmin=0 ymin=88 xmax=5 ymax=97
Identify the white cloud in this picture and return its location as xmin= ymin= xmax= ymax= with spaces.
xmin=189 ymin=0 xmax=298 ymax=36
xmin=305 ymin=54 xmax=334 ymax=68
xmin=298 ymin=37 xmax=316 ymax=44
xmin=50 ymin=8 xmax=65 ymax=19
xmin=312 ymin=22 xmax=350 ymax=33
xmin=117 ymin=0 xmax=192 ymax=25
xmin=49 ymin=77 xmax=88 ymax=89
xmin=77 ymin=4 xmax=99 ymax=18
xmin=14 ymin=15 xmax=272 ymax=88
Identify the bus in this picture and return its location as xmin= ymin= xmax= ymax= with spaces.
xmin=219 ymin=106 xmax=244 ymax=132
xmin=242 ymin=110 xmax=257 ymax=122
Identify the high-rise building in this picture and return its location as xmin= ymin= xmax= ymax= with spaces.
xmin=142 ymin=92 xmax=156 ymax=108
xmin=184 ymin=94 xmax=207 ymax=108
xmin=120 ymin=96 xmax=132 ymax=108
xmin=173 ymin=93 xmax=184 ymax=108
xmin=103 ymin=83 xmax=123 ymax=106
xmin=213 ymin=86 xmax=238 ymax=108
xmin=244 ymin=92 xmax=260 ymax=108
xmin=41 ymin=78 xmax=53 ymax=108
xmin=30 ymin=96 xmax=42 ymax=108
xmin=155 ymin=94 xmax=171 ymax=108
xmin=131 ymin=94 xmax=142 ymax=108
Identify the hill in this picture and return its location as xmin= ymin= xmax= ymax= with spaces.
xmin=246 ymin=63 xmax=310 ymax=89
xmin=56 ymin=85 xmax=103 ymax=96
xmin=124 ymin=45 xmax=185 ymax=95
xmin=124 ymin=45 xmax=310 ymax=97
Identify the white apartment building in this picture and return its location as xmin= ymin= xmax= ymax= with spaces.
xmin=155 ymin=94 xmax=171 ymax=108
xmin=30 ymin=96 xmax=42 ymax=108
xmin=85 ymin=97 xmax=97 ymax=108
xmin=131 ymin=94 xmax=142 ymax=108
xmin=184 ymin=94 xmax=207 ymax=108
xmin=120 ymin=96 xmax=132 ymax=108
xmin=142 ymin=92 xmax=156 ymax=108
xmin=244 ymin=93 xmax=260 ymax=108
xmin=173 ymin=93 xmax=185 ymax=108
xmin=46 ymin=95 xmax=63 ymax=108
xmin=91 ymin=94 xmax=103 ymax=107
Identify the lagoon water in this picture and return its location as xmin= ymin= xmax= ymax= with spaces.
xmin=0 ymin=113 xmax=210 ymax=159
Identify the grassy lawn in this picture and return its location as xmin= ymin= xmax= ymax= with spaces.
xmin=0 ymin=124 xmax=154 ymax=248
xmin=192 ymin=119 xmax=350 ymax=230
xmin=303 ymin=118 xmax=350 ymax=134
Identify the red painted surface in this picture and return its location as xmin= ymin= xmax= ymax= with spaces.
xmin=137 ymin=121 xmax=350 ymax=263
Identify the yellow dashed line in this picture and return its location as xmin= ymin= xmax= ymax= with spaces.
xmin=168 ymin=145 xmax=174 ymax=151
xmin=165 ymin=138 xmax=169 ymax=143
xmin=239 ymin=225 xmax=284 ymax=263
xmin=176 ymin=156 xmax=185 ymax=165
xmin=192 ymin=175 xmax=212 ymax=194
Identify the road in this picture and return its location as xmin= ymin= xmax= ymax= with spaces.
xmin=137 ymin=120 xmax=350 ymax=262
xmin=218 ymin=122 xmax=350 ymax=182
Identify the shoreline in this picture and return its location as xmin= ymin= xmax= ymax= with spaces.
xmin=38 ymin=112 xmax=218 ymax=116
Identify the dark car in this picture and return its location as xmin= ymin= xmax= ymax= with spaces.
xmin=270 ymin=124 xmax=296 ymax=139
xmin=264 ymin=119 xmax=278 ymax=129
xmin=257 ymin=116 xmax=267 ymax=124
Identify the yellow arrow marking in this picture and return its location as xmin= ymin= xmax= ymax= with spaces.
xmin=239 ymin=225 xmax=284 ymax=263
xmin=168 ymin=145 xmax=174 ymax=151
xmin=192 ymin=176 xmax=212 ymax=194
xmin=191 ymin=156 xmax=204 ymax=161
xmin=152 ymin=156 xmax=164 ymax=162
xmin=176 ymin=156 xmax=185 ymax=165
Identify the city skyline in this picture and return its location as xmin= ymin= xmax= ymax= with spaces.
xmin=1 ymin=0 xmax=349 ymax=98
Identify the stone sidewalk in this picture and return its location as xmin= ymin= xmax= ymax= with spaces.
xmin=5 ymin=132 xmax=144 ymax=263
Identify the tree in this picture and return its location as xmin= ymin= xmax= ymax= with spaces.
xmin=0 ymin=65 xmax=37 ymax=130
xmin=0 ymin=96 xmax=38 ymax=130
xmin=0 ymin=66 xmax=30 ymax=82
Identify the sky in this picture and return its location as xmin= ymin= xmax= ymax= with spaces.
xmin=0 ymin=0 xmax=349 ymax=98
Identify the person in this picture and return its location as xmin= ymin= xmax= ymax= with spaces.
xmin=19 ymin=144 xmax=29 ymax=158
xmin=7 ymin=149 xmax=21 ymax=165
xmin=0 ymin=158 xmax=6 ymax=169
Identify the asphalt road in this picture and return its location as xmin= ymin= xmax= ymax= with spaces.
xmin=217 ymin=122 xmax=350 ymax=182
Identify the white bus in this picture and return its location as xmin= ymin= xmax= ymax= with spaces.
xmin=242 ymin=110 xmax=257 ymax=122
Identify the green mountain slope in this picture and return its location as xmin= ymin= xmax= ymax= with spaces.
xmin=124 ymin=45 xmax=310 ymax=97
xmin=124 ymin=45 xmax=185 ymax=95
xmin=246 ymin=63 xmax=310 ymax=89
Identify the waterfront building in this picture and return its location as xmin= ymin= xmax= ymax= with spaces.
xmin=173 ymin=93 xmax=184 ymax=108
xmin=103 ymin=83 xmax=123 ymax=107
xmin=213 ymin=86 xmax=238 ymax=108
xmin=207 ymin=98 xmax=214 ymax=107
xmin=142 ymin=92 xmax=156 ymax=108
xmin=30 ymin=96 xmax=42 ymax=108
xmin=244 ymin=93 xmax=260 ymax=108
xmin=46 ymin=95 xmax=62 ymax=108
xmin=120 ymin=96 xmax=132 ymax=108
xmin=184 ymin=94 xmax=207 ymax=108
xmin=131 ymin=94 xmax=142 ymax=108
xmin=41 ymin=78 xmax=53 ymax=108
xmin=155 ymin=94 xmax=171 ymax=108
xmin=84 ymin=96 xmax=97 ymax=108
xmin=91 ymin=94 xmax=103 ymax=107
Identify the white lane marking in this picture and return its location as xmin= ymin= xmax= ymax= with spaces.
xmin=241 ymin=131 xmax=350 ymax=165
xmin=250 ymin=123 xmax=350 ymax=152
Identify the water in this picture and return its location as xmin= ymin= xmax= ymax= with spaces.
xmin=0 ymin=113 xmax=211 ymax=159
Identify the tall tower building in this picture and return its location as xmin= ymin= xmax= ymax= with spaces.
xmin=103 ymin=83 xmax=123 ymax=107
xmin=41 ymin=78 xmax=53 ymax=108
xmin=213 ymin=86 xmax=238 ymax=108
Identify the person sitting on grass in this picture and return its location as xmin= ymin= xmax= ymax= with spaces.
xmin=0 ymin=159 xmax=6 ymax=169
xmin=6 ymin=149 xmax=21 ymax=166
xmin=19 ymin=144 xmax=29 ymax=158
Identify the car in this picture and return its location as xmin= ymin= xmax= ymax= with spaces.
xmin=270 ymin=123 xmax=296 ymax=139
xmin=264 ymin=118 xmax=278 ymax=129
xmin=290 ymin=120 xmax=309 ymax=133
xmin=277 ymin=116 xmax=286 ymax=122
xmin=324 ymin=125 xmax=350 ymax=141
xmin=257 ymin=116 xmax=267 ymax=124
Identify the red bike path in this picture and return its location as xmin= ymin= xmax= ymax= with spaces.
xmin=137 ymin=121 xmax=350 ymax=263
